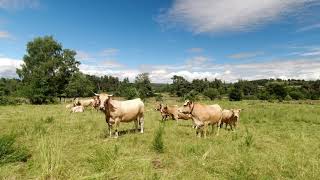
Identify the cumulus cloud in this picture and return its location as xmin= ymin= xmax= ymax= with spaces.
xmin=0 ymin=57 xmax=23 ymax=78
xmin=75 ymin=50 xmax=91 ymax=61
xmin=0 ymin=0 xmax=39 ymax=10
xmin=159 ymin=0 xmax=317 ymax=34
xmin=1 ymin=54 xmax=319 ymax=83
xmin=228 ymin=51 xmax=264 ymax=59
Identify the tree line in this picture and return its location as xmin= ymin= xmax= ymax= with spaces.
xmin=0 ymin=36 xmax=319 ymax=104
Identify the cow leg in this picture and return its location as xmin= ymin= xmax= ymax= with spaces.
xmin=114 ymin=119 xmax=120 ymax=138
xmin=134 ymin=119 xmax=139 ymax=133
xmin=216 ymin=120 xmax=221 ymax=136
xmin=139 ymin=114 xmax=144 ymax=133
xmin=220 ymin=122 xmax=223 ymax=129
xmin=108 ymin=123 xmax=113 ymax=138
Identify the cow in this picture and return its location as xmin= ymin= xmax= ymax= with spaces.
xmin=71 ymin=105 xmax=85 ymax=113
xmin=74 ymin=97 xmax=97 ymax=110
xmin=155 ymin=103 xmax=169 ymax=121
xmin=65 ymin=104 xmax=75 ymax=109
xmin=179 ymin=100 xmax=223 ymax=138
xmin=220 ymin=109 xmax=242 ymax=131
xmin=96 ymin=93 xmax=145 ymax=138
xmin=156 ymin=103 xmax=192 ymax=121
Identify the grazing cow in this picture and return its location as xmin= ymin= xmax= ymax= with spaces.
xmin=97 ymin=93 xmax=145 ymax=138
xmin=155 ymin=103 xmax=169 ymax=121
xmin=74 ymin=97 xmax=97 ymax=110
xmin=156 ymin=103 xmax=192 ymax=121
xmin=71 ymin=105 xmax=85 ymax=113
xmin=221 ymin=109 xmax=242 ymax=131
xmin=179 ymin=100 xmax=223 ymax=138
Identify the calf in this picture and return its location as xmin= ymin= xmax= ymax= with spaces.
xmin=71 ymin=105 xmax=85 ymax=113
xmin=220 ymin=109 xmax=242 ymax=131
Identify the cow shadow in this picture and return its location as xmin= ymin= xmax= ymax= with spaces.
xmin=117 ymin=128 xmax=141 ymax=137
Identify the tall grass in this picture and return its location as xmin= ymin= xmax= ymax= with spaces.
xmin=0 ymin=101 xmax=319 ymax=179
xmin=0 ymin=134 xmax=30 ymax=165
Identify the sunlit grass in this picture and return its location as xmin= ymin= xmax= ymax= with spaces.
xmin=0 ymin=99 xmax=320 ymax=179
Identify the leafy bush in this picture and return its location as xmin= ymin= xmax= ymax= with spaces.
xmin=0 ymin=134 xmax=30 ymax=165
xmin=229 ymin=88 xmax=243 ymax=101
xmin=122 ymin=87 xmax=138 ymax=100
xmin=152 ymin=124 xmax=165 ymax=153
xmin=0 ymin=96 xmax=27 ymax=105
xmin=155 ymin=93 xmax=163 ymax=102
xmin=203 ymin=88 xmax=219 ymax=100
xmin=284 ymin=95 xmax=293 ymax=101
xmin=289 ymin=90 xmax=305 ymax=100
xmin=184 ymin=90 xmax=199 ymax=101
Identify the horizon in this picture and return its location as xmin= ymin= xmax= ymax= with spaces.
xmin=1 ymin=0 xmax=320 ymax=83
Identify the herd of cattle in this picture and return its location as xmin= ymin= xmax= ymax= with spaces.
xmin=65 ymin=94 xmax=242 ymax=138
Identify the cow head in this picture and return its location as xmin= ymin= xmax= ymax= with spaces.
xmin=231 ymin=109 xmax=242 ymax=121
xmin=179 ymin=100 xmax=194 ymax=114
xmin=96 ymin=93 xmax=113 ymax=111
xmin=93 ymin=96 xmax=101 ymax=108
xmin=155 ymin=103 xmax=163 ymax=111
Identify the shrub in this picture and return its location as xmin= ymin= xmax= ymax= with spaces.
xmin=203 ymin=88 xmax=219 ymax=100
xmin=0 ymin=134 xmax=30 ymax=165
xmin=155 ymin=93 xmax=163 ymax=102
xmin=289 ymin=90 xmax=305 ymax=100
xmin=184 ymin=90 xmax=199 ymax=102
xmin=284 ymin=95 xmax=293 ymax=101
xmin=229 ymin=88 xmax=243 ymax=101
xmin=122 ymin=87 xmax=138 ymax=100
xmin=152 ymin=124 xmax=165 ymax=153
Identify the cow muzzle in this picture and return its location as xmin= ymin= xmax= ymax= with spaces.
xmin=99 ymin=106 xmax=105 ymax=111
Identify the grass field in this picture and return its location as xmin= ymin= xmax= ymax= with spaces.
xmin=0 ymin=99 xmax=320 ymax=179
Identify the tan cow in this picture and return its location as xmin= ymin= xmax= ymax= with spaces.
xmin=74 ymin=97 xmax=97 ymax=110
xmin=97 ymin=93 xmax=144 ymax=138
xmin=221 ymin=109 xmax=242 ymax=131
xmin=156 ymin=103 xmax=192 ymax=121
xmin=179 ymin=100 xmax=223 ymax=138
xmin=65 ymin=104 xmax=75 ymax=109
xmin=71 ymin=105 xmax=85 ymax=113
xmin=155 ymin=103 xmax=169 ymax=120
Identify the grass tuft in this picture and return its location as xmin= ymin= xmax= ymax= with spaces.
xmin=0 ymin=134 xmax=30 ymax=165
xmin=152 ymin=123 xmax=165 ymax=153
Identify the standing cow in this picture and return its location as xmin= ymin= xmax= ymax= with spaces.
xmin=221 ymin=109 xmax=242 ymax=131
xmin=179 ymin=100 xmax=223 ymax=138
xmin=96 ymin=93 xmax=145 ymax=138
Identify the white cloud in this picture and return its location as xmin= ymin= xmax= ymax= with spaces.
xmin=0 ymin=57 xmax=23 ymax=78
xmin=159 ymin=0 xmax=317 ymax=34
xmin=1 ymin=54 xmax=319 ymax=84
xmin=100 ymin=48 xmax=119 ymax=57
xmin=75 ymin=50 xmax=91 ymax=61
xmin=188 ymin=48 xmax=203 ymax=53
xmin=0 ymin=0 xmax=39 ymax=10
xmin=0 ymin=31 xmax=12 ymax=39
xmin=296 ymin=23 xmax=320 ymax=32
xmin=228 ymin=51 xmax=264 ymax=59
xmin=102 ymin=60 xmax=124 ymax=68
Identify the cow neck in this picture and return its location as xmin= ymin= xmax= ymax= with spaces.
xmin=106 ymin=98 xmax=116 ymax=112
xmin=189 ymin=102 xmax=195 ymax=115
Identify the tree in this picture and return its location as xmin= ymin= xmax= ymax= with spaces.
xmin=203 ymin=88 xmax=219 ymax=100
xmin=16 ymin=36 xmax=79 ymax=104
xmin=122 ymin=87 xmax=138 ymax=100
xmin=135 ymin=73 xmax=153 ymax=99
xmin=170 ymin=75 xmax=190 ymax=97
xmin=266 ymin=82 xmax=287 ymax=101
xmin=229 ymin=88 xmax=243 ymax=101
xmin=65 ymin=72 xmax=95 ymax=97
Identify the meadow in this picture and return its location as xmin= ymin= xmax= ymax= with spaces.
xmin=0 ymin=98 xmax=320 ymax=179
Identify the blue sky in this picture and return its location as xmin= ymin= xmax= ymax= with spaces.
xmin=1 ymin=0 xmax=320 ymax=83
